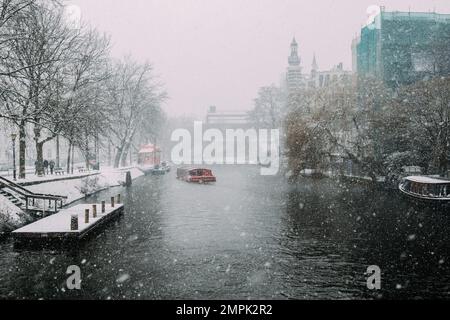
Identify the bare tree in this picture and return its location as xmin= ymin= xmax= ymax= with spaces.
xmin=286 ymin=77 xmax=391 ymax=182
xmin=47 ymin=27 xmax=111 ymax=172
xmin=392 ymin=77 xmax=450 ymax=176
xmin=249 ymin=84 xmax=286 ymax=129
xmin=105 ymin=58 xmax=166 ymax=168
xmin=0 ymin=2 xmax=79 ymax=176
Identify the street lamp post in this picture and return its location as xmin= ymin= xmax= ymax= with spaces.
xmin=11 ymin=133 xmax=17 ymax=181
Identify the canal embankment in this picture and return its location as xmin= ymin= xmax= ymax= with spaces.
xmin=0 ymin=166 xmax=144 ymax=235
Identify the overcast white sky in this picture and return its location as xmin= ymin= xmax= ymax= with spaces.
xmin=69 ymin=0 xmax=450 ymax=117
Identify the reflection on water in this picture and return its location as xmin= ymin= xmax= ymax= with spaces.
xmin=0 ymin=166 xmax=449 ymax=299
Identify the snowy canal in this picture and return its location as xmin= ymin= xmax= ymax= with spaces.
xmin=0 ymin=165 xmax=449 ymax=299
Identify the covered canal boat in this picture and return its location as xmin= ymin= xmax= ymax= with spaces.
xmin=137 ymin=144 xmax=161 ymax=174
xmin=176 ymin=167 xmax=216 ymax=183
xmin=399 ymin=176 xmax=450 ymax=204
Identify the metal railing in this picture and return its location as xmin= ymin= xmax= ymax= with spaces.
xmin=0 ymin=176 xmax=67 ymax=213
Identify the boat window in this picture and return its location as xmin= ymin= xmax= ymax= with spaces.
xmin=404 ymin=181 xmax=411 ymax=191
xmin=414 ymin=182 xmax=419 ymax=194
xmin=422 ymin=184 xmax=428 ymax=196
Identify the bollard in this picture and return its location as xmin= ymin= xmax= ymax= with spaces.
xmin=85 ymin=209 xmax=89 ymax=223
xmin=117 ymin=194 xmax=121 ymax=204
xmin=125 ymin=171 xmax=132 ymax=187
xmin=101 ymin=201 xmax=106 ymax=213
xmin=71 ymin=214 xmax=78 ymax=230
xmin=93 ymin=204 xmax=97 ymax=218
xmin=111 ymin=196 xmax=115 ymax=208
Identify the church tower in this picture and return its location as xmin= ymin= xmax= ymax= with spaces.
xmin=288 ymin=37 xmax=300 ymax=66
xmin=309 ymin=53 xmax=319 ymax=88
xmin=286 ymin=37 xmax=303 ymax=91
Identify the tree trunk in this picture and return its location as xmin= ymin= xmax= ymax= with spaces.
xmin=36 ymin=141 xmax=44 ymax=176
xmin=19 ymin=121 xmax=26 ymax=179
xmin=108 ymin=142 xmax=111 ymax=166
xmin=56 ymin=135 xmax=60 ymax=168
xmin=85 ymin=131 xmax=90 ymax=170
xmin=66 ymin=141 xmax=72 ymax=174
xmin=439 ymin=148 xmax=448 ymax=177
xmin=35 ymin=137 xmax=54 ymax=176
xmin=114 ymin=146 xmax=123 ymax=168
xmin=120 ymin=142 xmax=131 ymax=167
xmin=85 ymin=147 xmax=90 ymax=170
xmin=71 ymin=144 xmax=74 ymax=174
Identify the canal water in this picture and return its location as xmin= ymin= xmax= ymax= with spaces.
xmin=0 ymin=165 xmax=449 ymax=299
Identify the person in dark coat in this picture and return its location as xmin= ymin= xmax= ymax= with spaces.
xmin=49 ymin=160 xmax=55 ymax=175
xmin=34 ymin=160 xmax=39 ymax=175
xmin=43 ymin=159 xmax=49 ymax=175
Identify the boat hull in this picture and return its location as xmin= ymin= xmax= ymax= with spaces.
xmin=399 ymin=187 xmax=450 ymax=207
xmin=138 ymin=166 xmax=155 ymax=175
xmin=151 ymin=166 xmax=170 ymax=175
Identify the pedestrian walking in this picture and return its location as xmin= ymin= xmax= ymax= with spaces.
xmin=49 ymin=160 xmax=55 ymax=175
xmin=34 ymin=160 xmax=39 ymax=175
xmin=43 ymin=159 xmax=49 ymax=175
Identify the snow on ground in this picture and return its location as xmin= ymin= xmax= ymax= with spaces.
xmin=17 ymin=171 xmax=95 ymax=184
xmin=0 ymin=166 xmax=144 ymax=232
xmin=0 ymin=194 xmax=25 ymax=233
xmin=99 ymin=166 xmax=144 ymax=187
xmin=25 ymin=166 xmax=144 ymax=204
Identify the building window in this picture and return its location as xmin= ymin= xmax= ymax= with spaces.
xmin=411 ymin=51 xmax=434 ymax=72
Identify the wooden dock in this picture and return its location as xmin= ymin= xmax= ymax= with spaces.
xmin=12 ymin=200 xmax=124 ymax=242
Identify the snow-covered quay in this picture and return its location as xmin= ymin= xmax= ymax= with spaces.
xmin=0 ymin=166 xmax=143 ymax=234
xmin=12 ymin=202 xmax=124 ymax=242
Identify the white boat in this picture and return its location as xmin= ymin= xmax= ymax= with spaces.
xmin=399 ymin=176 xmax=450 ymax=203
xmin=138 ymin=165 xmax=155 ymax=175
xmin=151 ymin=162 xmax=171 ymax=175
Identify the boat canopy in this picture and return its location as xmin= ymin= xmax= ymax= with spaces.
xmin=138 ymin=144 xmax=161 ymax=154
xmin=405 ymin=176 xmax=450 ymax=184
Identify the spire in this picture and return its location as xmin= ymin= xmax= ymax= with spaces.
xmin=312 ymin=53 xmax=318 ymax=71
xmin=291 ymin=37 xmax=298 ymax=46
xmin=288 ymin=37 xmax=300 ymax=66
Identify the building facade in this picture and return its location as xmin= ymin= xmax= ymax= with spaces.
xmin=353 ymin=8 xmax=450 ymax=88
xmin=308 ymin=60 xmax=352 ymax=88
xmin=284 ymin=39 xmax=351 ymax=91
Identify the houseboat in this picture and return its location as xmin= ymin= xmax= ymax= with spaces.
xmin=399 ymin=176 xmax=450 ymax=204
xmin=151 ymin=161 xmax=171 ymax=175
xmin=137 ymin=144 xmax=161 ymax=174
xmin=176 ymin=167 xmax=216 ymax=183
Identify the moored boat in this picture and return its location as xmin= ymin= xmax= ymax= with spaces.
xmin=137 ymin=143 xmax=161 ymax=175
xmin=151 ymin=162 xmax=171 ymax=175
xmin=399 ymin=176 xmax=450 ymax=204
xmin=176 ymin=167 xmax=216 ymax=183
xmin=138 ymin=165 xmax=155 ymax=175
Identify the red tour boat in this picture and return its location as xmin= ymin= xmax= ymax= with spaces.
xmin=176 ymin=167 xmax=216 ymax=183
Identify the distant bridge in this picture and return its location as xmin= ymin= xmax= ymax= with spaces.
xmin=205 ymin=108 xmax=251 ymax=129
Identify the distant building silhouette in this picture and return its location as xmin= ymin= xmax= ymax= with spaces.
xmin=284 ymin=39 xmax=351 ymax=91
xmin=308 ymin=58 xmax=352 ymax=88
xmin=205 ymin=106 xmax=250 ymax=128
xmin=286 ymin=37 xmax=304 ymax=91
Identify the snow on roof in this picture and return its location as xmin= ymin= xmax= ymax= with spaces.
xmin=406 ymin=176 xmax=450 ymax=184
xmin=138 ymin=144 xmax=160 ymax=154
xmin=12 ymin=203 xmax=123 ymax=234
